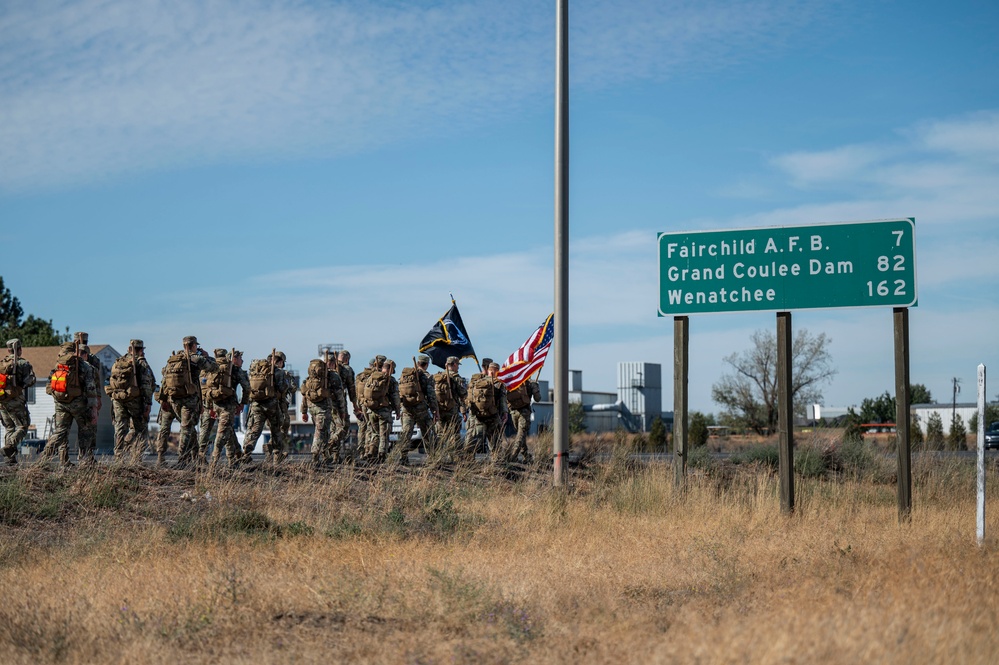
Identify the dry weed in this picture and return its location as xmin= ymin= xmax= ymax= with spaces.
xmin=0 ymin=452 xmax=996 ymax=664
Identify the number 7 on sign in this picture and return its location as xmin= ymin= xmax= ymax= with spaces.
xmin=892 ymin=230 xmax=904 ymax=246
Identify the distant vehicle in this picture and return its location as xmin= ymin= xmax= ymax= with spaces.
xmin=985 ymin=422 xmax=999 ymax=450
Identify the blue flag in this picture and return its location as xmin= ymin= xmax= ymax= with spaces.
xmin=419 ymin=302 xmax=477 ymax=369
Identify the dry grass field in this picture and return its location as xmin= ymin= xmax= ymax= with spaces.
xmin=1 ymin=433 xmax=997 ymax=664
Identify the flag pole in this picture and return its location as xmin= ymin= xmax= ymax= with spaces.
xmin=553 ymin=0 xmax=569 ymax=487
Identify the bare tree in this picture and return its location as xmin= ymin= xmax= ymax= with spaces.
xmin=711 ymin=329 xmax=836 ymax=434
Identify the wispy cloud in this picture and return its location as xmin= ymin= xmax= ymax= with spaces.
xmin=770 ymin=144 xmax=893 ymax=186
xmin=0 ymin=0 xmax=831 ymax=192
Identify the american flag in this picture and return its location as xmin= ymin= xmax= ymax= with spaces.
xmin=497 ymin=313 xmax=554 ymax=391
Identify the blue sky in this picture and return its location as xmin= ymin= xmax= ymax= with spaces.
xmin=2 ymin=0 xmax=998 ymax=414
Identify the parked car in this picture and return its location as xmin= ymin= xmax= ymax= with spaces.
xmin=985 ymin=422 xmax=999 ymax=450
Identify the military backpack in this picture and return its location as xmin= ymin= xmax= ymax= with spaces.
xmin=0 ymin=354 xmax=21 ymax=402
xmin=0 ymin=355 xmax=19 ymax=402
xmin=248 ymin=359 xmax=277 ymax=401
xmin=468 ymin=375 xmax=499 ymax=418
xmin=361 ymin=371 xmax=390 ymax=410
xmin=506 ymin=382 xmax=531 ymax=411
xmin=49 ymin=355 xmax=83 ymax=403
xmin=398 ymin=367 xmax=424 ymax=408
xmin=434 ymin=373 xmax=455 ymax=412
xmin=161 ymin=352 xmax=195 ymax=398
xmin=301 ymin=359 xmax=332 ymax=403
xmin=108 ymin=356 xmax=142 ymax=401
xmin=204 ymin=357 xmax=236 ymax=402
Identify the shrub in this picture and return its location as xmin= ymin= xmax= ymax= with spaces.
xmin=925 ymin=412 xmax=945 ymax=449
xmin=948 ymin=413 xmax=967 ymax=451
xmin=732 ymin=444 xmax=778 ymax=469
xmin=794 ymin=445 xmax=828 ymax=478
xmin=648 ymin=417 xmax=667 ymax=451
xmin=687 ymin=445 xmax=714 ymax=471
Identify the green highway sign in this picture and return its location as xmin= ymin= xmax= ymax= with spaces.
xmin=658 ymin=218 xmax=917 ymax=316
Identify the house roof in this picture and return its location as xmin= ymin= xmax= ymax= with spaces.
xmin=12 ymin=344 xmax=110 ymax=378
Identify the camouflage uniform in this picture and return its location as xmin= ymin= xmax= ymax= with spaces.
xmin=301 ymin=359 xmax=346 ymax=465
xmin=433 ymin=356 xmax=468 ymax=455
xmin=355 ymin=356 xmax=385 ymax=459
xmin=44 ymin=343 xmax=99 ymax=467
xmin=0 ymin=340 xmax=36 ymax=466
xmin=364 ymin=361 xmax=400 ymax=461
xmin=155 ymin=337 xmax=218 ymax=466
xmin=337 ymin=352 xmax=358 ymax=452
xmin=242 ymin=353 xmax=292 ymax=463
xmin=465 ymin=363 xmax=508 ymax=458
xmin=397 ymin=356 xmax=439 ymax=463
xmin=74 ymin=333 xmax=105 ymax=417
xmin=280 ymin=371 xmax=298 ymax=452
xmin=506 ymin=379 xmax=541 ymax=463
xmin=107 ymin=340 xmax=155 ymax=462
xmin=210 ymin=353 xmax=251 ymax=467
xmin=196 ymin=349 xmax=230 ymax=461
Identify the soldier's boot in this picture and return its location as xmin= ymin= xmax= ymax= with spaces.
xmin=59 ymin=447 xmax=74 ymax=469
xmin=310 ymin=452 xmax=322 ymax=469
xmin=2 ymin=447 xmax=17 ymax=467
xmin=156 ymin=451 xmax=165 ymax=468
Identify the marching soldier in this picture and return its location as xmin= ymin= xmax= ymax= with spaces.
xmin=107 ymin=339 xmax=155 ymax=463
xmin=504 ymin=376 xmax=542 ymax=464
xmin=354 ymin=355 xmax=385 ymax=460
xmin=43 ymin=341 xmax=99 ymax=468
xmin=242 ymin=350 xmax=292 ymax=464
xmin=337 ymin=350 xmax=361 ymax=456
xmin=155 ymin=336 xmax=218 ymax=468
xmin=433 ymin=355 xmax=468 ymax=457
xmin=208 ymin=349 xmax=250 ymax=468
xmin=280 ymin=365 xmax=299 ymax=453
xmin=0 ymin=339 xmax=36 ymax=467
xmin=363 ymin=358 xmax=400 ymax=463
xmin=196 ymin=349 xmax=230 ymax=463
xmin=74 ymin=332 xmax=105 ymax=413
xmin=300 ymin=351 xmax=346 ymax=467
xmin=465 ymin=361 xmax=508 ymax=459
xmin=396 ymin=354 xmax=439 ymax=465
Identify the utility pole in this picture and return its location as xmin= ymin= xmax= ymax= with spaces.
xmin=552 ymin=0 xmax=569 ymax=487
xmin=952 ymin=377 xmax=961 ymax=435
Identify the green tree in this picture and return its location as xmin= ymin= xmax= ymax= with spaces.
xmin=843 ymin=408 xmax=864 ymax=442
xmin=968 ymin=404 xmax=999 ymax=434
xmin=688 ymin=411 xmax=713 ymax=448
xmin=711 ymin=328 xmax=836 ymax=434
xmin=910 ymin=383 xmax=932 ymax=404
xmin=648 ymin=416 xmax=667 ymax=451
xmin=859 ymin=385 xmax=935 ymax=424
xmin=925 ymin=412 xmax=945 ymax=450
xmin=948 ymin=413 xmax=968 ymax=450
xmin=859 ymin=391 xmax=895 ymax=423
xmin=568 ymin=402 xmax=587 ymax=435
xmin=911 ymin=413 xmax=924 ymax=446
xmin=0 ymin=276 xmax=68 ymax=346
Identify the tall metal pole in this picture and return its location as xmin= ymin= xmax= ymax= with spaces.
xmin=977 ymin=363 xmax=986 ymax=546
xmin=552 ymin=0 xmax=569 ymax=486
